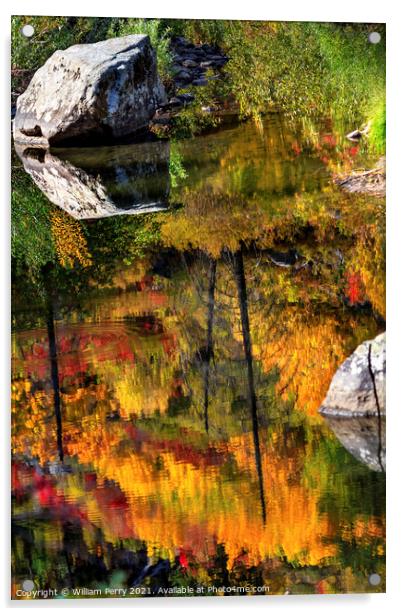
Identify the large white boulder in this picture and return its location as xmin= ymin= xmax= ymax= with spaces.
xmin=13 ymin=35 xmax=167 ymax=146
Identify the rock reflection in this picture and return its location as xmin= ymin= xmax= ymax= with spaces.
xmin=321 ymin=415 xmax=386 ymax=472
xmin=14 ymin=140 xmax=171 ymax=219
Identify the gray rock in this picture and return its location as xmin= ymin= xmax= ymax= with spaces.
xmin=200 ymin=60 xmax=215 ymax=69
xmin=13 ymin=35 xmax=167 ymax=146
xmin=346 ymin=129 xmax=363 ymax=141
xmin=171 ymin=63 xmax=184 ymax=75
xmin=176 ymin=70 xmax=192 ymax=81
xmin=181 ymin=59 xmax=198 ymax=68
xmin=319 ymin=332 xmax=386 ymax=471
xmin=192 ymin=77 xmax=208 ymax=87
xmin=346 ymin=124 xmax=370 ymax=142
xmin=190 ymin=48 xmax=207 ymax=58
xmin=208 ymin=54 xmax=228 ymax=62
xmin=157 ymin=97 xmax=183 ymax=111
xmin=172 ymin=36 xmax=187 ymax=47
xmin=167 ymin=97 xmax=183 ymax=108
xmin=14 ymin=140 xmax=170 ymax=219
xmin=201 ymin=44 xmax=214 ymax=53
xmin=181 ymin=52 xmax=201 ymax=61
xmin=177 ymin=93 xmax=195 ymax=104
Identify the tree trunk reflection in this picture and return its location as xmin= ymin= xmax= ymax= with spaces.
xmin=203 ymin=258 xmax=217 ymax=433
xmin=43 ymin=265 xmax=64 ymax=463
xmin=232 ymin=249 xmax=266 ymax=524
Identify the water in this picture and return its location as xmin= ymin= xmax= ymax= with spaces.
xmin=11 ymin=113 xmax=385 ymax=597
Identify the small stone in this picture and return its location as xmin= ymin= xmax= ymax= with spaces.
xmin=192 ymin=77 xmax=208 ymax=86
xmin=201 ymin=105 xmax=218 ymax=113
xmin=181 ymin=53 xmax=198 ymax=61
xmin=347 ymin=129 xmax=362 ymax=141
xmin=172 ymin=36 xmax=187 ymax=46
xmin=176 ymin=70 xmax=192 ymax=81
xmin=200 ymin=61 xmax=215 ymax=69
xmin=168 ymin=97 xmax=183 ymax=108
xmin=190 ymin=48 xmax=206 ymax=58
xmin=209 ymin=54 xmax=227 ymax=61
xmin=152 ymin=116 xmax=172 ymax=126
xmin=171 ymin=64 xmax=184 ymax=75
xmin=181 ymin=59 xmax=198 ymax=68
xmin=177 ymin=93 xmax=195 ymax=104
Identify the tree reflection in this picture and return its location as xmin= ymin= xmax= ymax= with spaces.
xmin=190 ymin=247 xmax=267 ymax=522
xmin=42 ymin=263 xmax=64 ymax=462
xmin=202 ymin=258 xmax=217 ymax=434
xmin=231 ymin=248 xmax=267 ymax=524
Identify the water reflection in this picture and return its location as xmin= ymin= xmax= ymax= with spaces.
xmin=321 ymin=414 xmax=386 ymax=472
xmin=12 ymin=249 xmax=385 ymax=595
xmin=11 ymin=113 xmax=385 ymax=596
xmin=14 ymin=140 xmax=170 ymax=219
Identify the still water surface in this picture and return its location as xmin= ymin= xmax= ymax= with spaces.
xmin=12 ymin=113 xmax=385 ymax=597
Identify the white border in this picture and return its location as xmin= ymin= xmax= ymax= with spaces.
xmin=2 ymin=1 xmax=401 ymax=614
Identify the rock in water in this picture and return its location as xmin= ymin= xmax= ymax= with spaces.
xmin=320 ymin=333 xmax=385 ymax=417
xmin=346 ymin=129 xmax=362 ymax=141
xmin=13 ymin=35 xmax=167 ymax=146
xmin=319 ymin=332 xmax=386 ymax=471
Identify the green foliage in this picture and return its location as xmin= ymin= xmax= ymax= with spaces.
xmin=11 ymin=157 xmax=55 ymax=277
xmin=168 ymin=77 xmax=229 ymax=139
xmin=169 ymin=143 xmax=188 ymax=187
xmin=223 ymin=22 xmax=385 ymax=125
xmin=311 ymin=23 xmax=385 ymax=116
xmin=11 ymin=16 xmax=113 ymax=72
xmin=222 ymin=22 xmax=325 ymax=120
xmin=162 ymin=20 xmax=386 ymax=153
xmin=163 ymin=18 xmax=226 ymax=47
xmin=169 ymin=104 xmax=220 ymax=139
xmin=369 ymin=98 xmax=386 ymax=154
